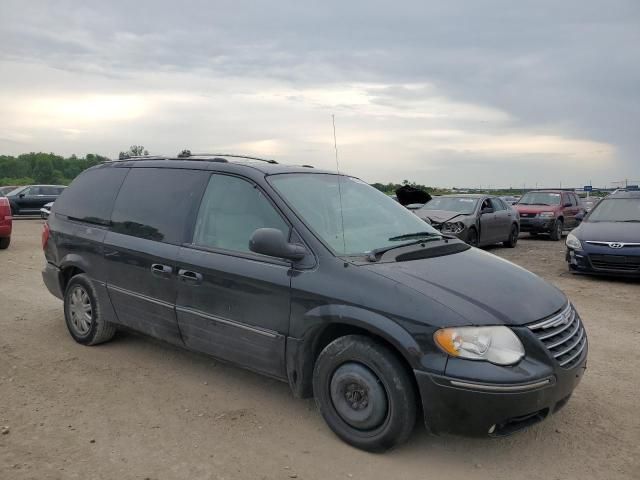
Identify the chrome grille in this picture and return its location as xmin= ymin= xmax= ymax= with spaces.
xmin=528 ymin=304 xmax=587 ymax=369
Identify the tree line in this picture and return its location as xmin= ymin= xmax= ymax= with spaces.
xmin=0 ymin=146 xmax=148 ymax=186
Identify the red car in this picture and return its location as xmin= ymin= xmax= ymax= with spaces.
xmin=0 ymin=196 xmax=12 ymax=249
xmin=515 ymin=190 xmax=584 ymax=240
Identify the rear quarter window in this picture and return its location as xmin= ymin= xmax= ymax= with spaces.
xmin=110 ymin=167 xmax=208 ymax=244
xmin=54 ymin=167 xmax=129 ymax=226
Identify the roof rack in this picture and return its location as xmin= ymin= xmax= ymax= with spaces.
xmin=103 ymin=154 xmax=169 ymax=163
xmin=176 ymin=150 xmax=278 ymax=164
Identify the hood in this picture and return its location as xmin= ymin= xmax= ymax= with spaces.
xmin=575 ymin=221 xmax=640 ymax=243
xmin=363 ymin=247 xmax=566 ymax=326
xmin=415 ymin=209 xmax=471 ymax=224
xmin=515 ymin=204 xmax=559 ymax=214
xmin=395 ymin=186 xmax=432 ymax=207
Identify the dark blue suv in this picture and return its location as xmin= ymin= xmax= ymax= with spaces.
xmin=42 ymin=153 xmax=587 ymax=451
xmin=566 ymin=190 xmax=640 ymax=277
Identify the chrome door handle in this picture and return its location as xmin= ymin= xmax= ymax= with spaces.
xmin=151 ymin=264 xmax=173 ymax=275
xmin=178 ymin=269 xmax=203 ymax=284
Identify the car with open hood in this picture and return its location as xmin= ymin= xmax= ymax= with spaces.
xmin=42 ymin=153 xmax=587 ymax=451
xmin=413 ymin=194 xmax=520 ymax=248
xmin=566 ymin=190 xmax=640 ymax=277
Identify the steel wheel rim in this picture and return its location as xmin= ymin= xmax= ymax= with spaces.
xmin=69 ymin=286 xmax=92 ymax=335
xmin=330 ymin=362 xmax=388 ymax=431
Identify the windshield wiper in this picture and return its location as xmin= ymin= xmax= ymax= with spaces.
xmin=366 ymin=235 xmax=442 ymax=262
xmin=620 ymin=219 xmax=640 ymax=222
xmin=388 ymin=231 xmax=441 ymax=241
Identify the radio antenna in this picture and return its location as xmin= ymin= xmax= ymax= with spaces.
xmin=332 ymin=114 xmax=347 ymax=255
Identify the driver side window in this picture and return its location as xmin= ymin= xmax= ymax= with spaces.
xmin=490 ymin=198 xmax=505 ymax=211
xmin=193 ymin=174 xmax=289 ymax=254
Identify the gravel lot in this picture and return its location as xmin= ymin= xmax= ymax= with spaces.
xmin=1 ymin=219 xmax=638 ymax=480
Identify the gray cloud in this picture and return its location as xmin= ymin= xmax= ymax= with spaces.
xmin=0 ymin=0 xmax=638 ymax=187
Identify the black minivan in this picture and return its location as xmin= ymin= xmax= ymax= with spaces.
xmin=42 ymin=154 xmax=587 ymax=451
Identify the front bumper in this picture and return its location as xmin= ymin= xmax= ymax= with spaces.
xmin=567 ymin=248 xmax=640 ymax=277
xmin=519 ymin=216 xmax=555 ymax=233
xmin=414 ymin=346 xmax=587 ymax=436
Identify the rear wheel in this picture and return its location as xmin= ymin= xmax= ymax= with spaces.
xmin=64 ymin=274 xmax=116 ymax=345
xmin=550 ymin=219 xmax=563 ymax=241
xmin=313 ymin=335 xmax=416 ymax=452
xmin=503 ymin=224 xmax=519 ymax=248
xmin=0 ymin=237 xmax=10 ymax=249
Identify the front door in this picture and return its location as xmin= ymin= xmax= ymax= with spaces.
xmin=175 ymin=173 xmax=292 ymax=379
xmin=479 ymin=198 xmax=500 ymax=244
xmin=561 ymin=193 xmax=577 ymax=228
xmin=490 ymin=197 xmax=512 ymax=241
xmin=104 ymin=167 xmax=207 ymax=344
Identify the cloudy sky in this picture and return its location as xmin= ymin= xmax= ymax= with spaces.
xmin=0 ymin=1 xmax=638 ymax=188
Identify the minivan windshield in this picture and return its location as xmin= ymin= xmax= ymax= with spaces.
xmin=587 ymin=198 xmax=640 ymax=222
xmin=269 ymin=173 xmax=440 ymax=255
xmin=518 ymin=192 xmax=561 ymax=206
xmin=420 ymin=197 xmax=478 ymax=215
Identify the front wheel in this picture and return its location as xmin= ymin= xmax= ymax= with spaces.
xmin=0 ymin=237 xmax=10 ymax=249
xmin=503 ymin=224 xmax=519 ymax=248
xmin=550 ymin=219 xmax=563 ymax=241
xmin=313 ymin=335 xmax=417 ymax=452
xmin=466 ymin=227 xmax=479 ymax=247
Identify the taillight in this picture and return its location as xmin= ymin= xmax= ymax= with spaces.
xmin=42 ymin=222 xmax=50 ymax=249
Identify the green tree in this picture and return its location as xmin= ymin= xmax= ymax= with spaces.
xmin=119 ymin=145 xmax=149 ymax=159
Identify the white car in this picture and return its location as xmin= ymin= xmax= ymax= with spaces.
xmin=40 ymin=202 xmax=53 ymax=219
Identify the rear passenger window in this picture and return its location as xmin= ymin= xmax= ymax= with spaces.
xmin=54 ymin=167 xmax=128 ymax=226
xmin=111 ymin=168 xmax=207 ymax=244
xmin=193 ymin=174 xmax=289 ymax=253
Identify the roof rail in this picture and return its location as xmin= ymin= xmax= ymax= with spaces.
xmin=177 ymin=150 xmax=278 ymax=164
xmin=103 ymin=154 xmax=169 ymax=163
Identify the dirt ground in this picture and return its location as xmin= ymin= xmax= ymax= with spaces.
xmin=1 ymin=219 xmax=638 ymax=480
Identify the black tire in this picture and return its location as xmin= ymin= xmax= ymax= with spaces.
xmin=503 ymin=224 xmax=519 ymax=248
xmin=313 ymin=335 xmax=417 ymax=452
xmin=0 ymin=237 xmax=10 ymax=249
xmin=550 ymin=219 xmax=563 ymax=241
xmin=63 ymin=274 xmax=116 ymax=345
xmin=466 ymin=227 xmax=479 ymax=247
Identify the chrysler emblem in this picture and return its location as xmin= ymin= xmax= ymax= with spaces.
xmin=608 ymin=242 xmax=624 ymax=249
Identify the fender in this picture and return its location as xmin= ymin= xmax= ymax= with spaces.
xmin=286 ymin=303 xmax=428 ymax=399
xmin=59 ymin=253 xmax=93 ymax=278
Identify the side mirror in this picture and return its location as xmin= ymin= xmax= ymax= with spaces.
xmin=481 ymin=207 xmax=494 ymax=215
xmin=564 ymin=202 xmax=572 ymax=207
xmin=19 ymin=193 xmax=25 ymax=198
xmin=249 ymin=228 xmax=306 ymax=261
xmin=576 ymin=212 xmax=584 ymax=223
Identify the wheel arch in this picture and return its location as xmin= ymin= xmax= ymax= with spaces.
xmin=58 ymin=256 xmax=89 ymax=293
xmin=286 ymin=305 xmax=424 ymax=399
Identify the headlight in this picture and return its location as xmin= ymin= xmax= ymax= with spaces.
xmin=441 ymin=221 xmax=465 ymax=234
xmin=566 ymin=233 xmax=582 ymax=250
xmin=434 ymin=326 xmax=525 ymax=365
xmin=538 ymin=211 xmax=555 ymax=218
